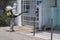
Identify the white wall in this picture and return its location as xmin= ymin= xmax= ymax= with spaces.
xmin=39 ymin=0 xmax=55 ymax=30
xmin=42 ymin=0 xmax=55 ymax=25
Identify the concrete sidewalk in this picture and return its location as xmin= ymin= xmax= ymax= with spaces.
xmin=1 ymin=26 xmax=60 ymax=40
xmin=0 ymin=26 xmax=44 ymax=40
xmin=14 ymin=26 xmax=60 ymax=40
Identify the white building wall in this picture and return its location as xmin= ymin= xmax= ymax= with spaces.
xmin=39 ymin=0 xmax=55 ymax=30
xmin=42 ymin=0 xmax=55 ymax=25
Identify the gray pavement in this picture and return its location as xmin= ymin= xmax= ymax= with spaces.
xmin=14 ymin=26 xmax=60 ymax=40
xmin=19 ymin=26 xmax=60 ymax=40
xmin=0 ymin=26 xmax=44 ymax=40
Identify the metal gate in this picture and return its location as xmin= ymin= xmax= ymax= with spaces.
xmin=21 ymin=0 xmax=39 ymax=28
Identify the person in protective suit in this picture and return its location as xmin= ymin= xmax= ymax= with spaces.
xmin=5 ymin=3 xmax=23 ymax=32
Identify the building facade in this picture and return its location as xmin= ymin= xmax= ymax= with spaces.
xmin=9 ymin=0 xmax=60 ymax=30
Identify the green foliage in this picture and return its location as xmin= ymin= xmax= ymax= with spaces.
xmin=0 ymin=14 xmax=10 ymax=26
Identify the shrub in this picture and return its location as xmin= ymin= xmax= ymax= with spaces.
xmin=0 ymin=14 xmax=10 ymax=26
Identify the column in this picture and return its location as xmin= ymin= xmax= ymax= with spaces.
xmin=16 ymin=0 xmax=22 ymax=26
xmin=39 ymin=3 xmax=43 ymax=30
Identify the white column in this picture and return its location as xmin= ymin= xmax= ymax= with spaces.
xmin=16 ymin=0 xmax=22 ymax=26
xmin=39 ymin=3 xmax=43 ymax=30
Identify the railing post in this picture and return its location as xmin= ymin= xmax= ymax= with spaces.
xmin=33 ymin=17 xmax=36 ymax=36
xmin=51 ymin=19 xmax=53 ymax=40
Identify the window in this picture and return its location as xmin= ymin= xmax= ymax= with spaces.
xmin=23 ymin=1 xmax=30 ymax=12
xmin=24 ymin=5 xmax=30 ymax=9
